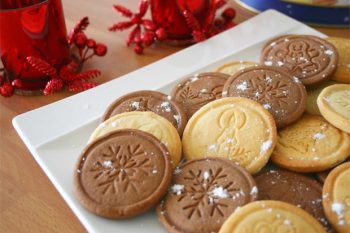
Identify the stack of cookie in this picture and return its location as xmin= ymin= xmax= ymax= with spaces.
xmin=74 ymin=35 xmax=350 ymax=233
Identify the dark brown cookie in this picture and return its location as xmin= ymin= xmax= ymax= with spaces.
xmin=171 ymin=72 xmax=229 ymax=119
xmin=157 ymin=158 xmax=257 ymax=233
xmin=255 ymin=169 xmax=333 ymax=232
xmin=261 ymin=35 xmax=338 ymax=86
xmin=222 ymin=65 xmax=307 ymax=128
xmin=102 ymin=90 xmax=187 ymax=135
xmin=74 ymin=129 xmax=172 ymax=219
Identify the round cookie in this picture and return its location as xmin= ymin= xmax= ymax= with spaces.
xmin=216 ymin=61 xmax=257 ymax=75
xmin=171 ymin=72 xmax=229 ymax=119
xmin=157 ymin=157 xmax=257 ymax=233
xmin=255 ymin=169 xmax=332 ymax=231
xmin=261 ymin=35 xmax=338 ymax=86
xmin=306 ymin=81 xmax=337 ymax=115
xmin=323 ymin=162 xmax=350 ymax=233
xmin=317 ymin=84 xmax=350 ymax=133
xmin=326 ymin=37 xmax=350 ymax=84
xmin=74 ymin=129 xmax=172 ymax=218
xmin=271 ymin=114 xmax=350 ymax=173
xmin=89 ymin=111 xmax=182 ymax=168
xmin=222 ymin=65 xmax=307 ymax=128
xmin=317 ymin=157 xmax=350 ymax=183
xmin=219 ymin=200 xmax=326 ymax=233
xmin=182 ymin=97 xmax=277 ymax=174
xmin=102 ymin=90 xmax=187 ymax=135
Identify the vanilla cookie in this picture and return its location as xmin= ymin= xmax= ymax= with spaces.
xmin=306 ymin=81 xmax=337 ymax=115
xmin=271 ymin=114 xmax=350 ymax=172
xmin=323 ymin=162 xmax=350 ymax=233
xmin=326 ymin=37 xmax=350 ymax=84
xmin=182 ymin=97 xmax=277 ymax=174
xmin=89 ymin=111 xmax=182 ymax=168
xmin=317 ymin=84 xmax=350 ymax=133
xmin=216 ymin=61 xmax=257 ymax=75
xmin=219 ymin=200 xmax=326 ymax=233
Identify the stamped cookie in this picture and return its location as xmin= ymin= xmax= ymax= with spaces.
xmin=255 ymin=169 xmax=332 ymax=231
xmin=216 ymin=61 xmax=257 ymax=75
xmin=89 ymin=111 xmax=182 ymax=168
xmin=74 ymin=129 xmax=172 ymax=218
xmin=317 ymin=84 xmax=350 ymax=133
xmin=222 ymin=65 xmax=307 ymax=128
xmin=171 ymin=72 xmax=229 ymax=119
xmin=261 ymin=35 xmax=338 ymax=86
xmin=219 ymin=200 xmax=326 ymax=233
xmin=306 ymin=81 xmax=337 ymax=115
xmin=182 ymin=97 xmax=277 ymax=174
xmin=323 ymin=162 xmax=350 ymax=233
xmin=102 ymin=90 xmax=187 ymax=135
xmin=157 ymin=157 xmax=257 ymax=233
xmin=271 ymin=114 xmax=350 ymax=172
xmin=326 ymin=37 xmax=350 ymax=84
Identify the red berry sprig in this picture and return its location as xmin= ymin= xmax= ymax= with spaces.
xmin=109 ymin=0 xmax=167 ymax=54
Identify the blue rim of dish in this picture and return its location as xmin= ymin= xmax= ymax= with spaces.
xmin=236 ymin=0 xmax=350 ymax=28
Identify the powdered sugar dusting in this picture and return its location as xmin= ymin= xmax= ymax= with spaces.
xmin=250 ymin=186 xmax=258 ymax=195
xmin=103 ymin=160 xmax=113 ymax=168
xmin=237 ymin=81 xmax=248 ymax=91
xmin=265 ymin=61 xmax=273 ymax=66
xmin=160 ymin=101 xmax=171 ymax=112
xmin=209 ymin=186 xmax=229 ymax=199
xmin=131 ymin=101 xmax=140 ymax=109
xmin=325 ymin=49 xmax=334 ymax=56
xmin=203 ymin=171 xmax=210 ymax=180
xmin=331 ymin=202 xmax=345 ymax=225
xmin=263 ymin=103 xmax=271 ymax=110
xmin=170 ymin=184 xmax=184 ymax=195
xmin=313 ymin=133 xmax=325 ymax=140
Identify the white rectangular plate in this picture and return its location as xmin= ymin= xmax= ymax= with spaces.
xmin=13 ymin=10 xmax=325 ymax=233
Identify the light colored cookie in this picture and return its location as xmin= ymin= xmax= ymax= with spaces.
xmin=89 ymin=111 xmax=182 ymax=168
xmin=317 ymin=84 xmax=350 ymax=133
xmin=216 ymin=61 xmax=257 ymax=76
xmin=323 ymin=162 xmax=350 ymax=233
xmin=326 ymin=37 xmax=350 ymax=84
xmin=219 ymin=200 xmax=326 ymax=233
xmin=306 ymin=81 xmax=337 ymax=115
xmin=271 ymin=114 xmax=350 ymax=172
xmin=182 ymin=97 xmax=277 ymax=174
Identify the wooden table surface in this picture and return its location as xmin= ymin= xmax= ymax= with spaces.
xmin=0 ymin=1 xmax=349 ymax=232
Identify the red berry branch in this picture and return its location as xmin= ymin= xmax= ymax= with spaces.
xmin=109 ymin=0 xmax=236 ymax=54
xmin=0 ymin=17 xmax=107 ymax=97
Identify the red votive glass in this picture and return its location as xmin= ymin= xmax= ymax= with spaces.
xmin=0 ymin=0 xmax=69 ymax=94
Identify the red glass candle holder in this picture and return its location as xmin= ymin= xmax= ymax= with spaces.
xmin=151 ymin=0 xmax=213 ymax=43
xmin=0 ymin=0 xmax=69 ymax=94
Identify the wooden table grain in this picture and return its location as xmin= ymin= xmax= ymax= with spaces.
xmin=0 ymin=1 xmax=349 ymax=232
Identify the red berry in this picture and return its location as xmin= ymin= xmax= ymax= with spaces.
xmin=133 ymin=44 xmax=143 ymax=54
xmin=86 ymin=39 xmax=96 ymax=48
xmin=155 ymin=28 xmax=167 ymax=41
xmin=94 ymin=43 xmax=107 ymax=56
xmin=12 ymin=79 xmax=23 ymax=88
xmin=0 ymin=82 xmax=14 ymax=97
xmin=214 ymin=18 xmax=225 ymax=28
xmin=142 ymin=19 xmax=157 ymax=31
xmin=74 ymin=32 xmax=88 ymax=48
xmin=134 ymin=35 xmax=142 ymax=45
xmin=141 ymin=31 xmax=155 ymax=47
xmin=222 ymin=8 xmax=236 ymax=21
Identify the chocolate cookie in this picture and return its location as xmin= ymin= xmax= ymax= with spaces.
xmin=171 ymin=72 xmax=229 ymax=119
xmin=222 ymin=65 xmax=307 ymax=128
xmin=255 ymin=169 xmax=332 ymax=232
xmin=102 ymin=90 xmax=187 ymax=135
xmin=157 ymin=157 xmax=257 ymax=233
xmin=261 ymin=35 xmax=338 ymax=86
xmin=74 ymin=129 xmax=172 ymax=219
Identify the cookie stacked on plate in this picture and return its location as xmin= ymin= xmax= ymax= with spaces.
xmin=74 ymin=35 xmax=350 ymax=233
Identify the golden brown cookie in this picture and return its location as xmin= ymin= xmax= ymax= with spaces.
xmin=317 ymin=84 xmax=350 ymax=133
xmin=323 ymin=162 xmax=350 ymax=233
xmin=74 ymin=129 xmax=172 ymax=218
xmin=216 ymin=61 xmax=257 ymax=75
xmin=271 ymin=114 xmax=350 ymax=172
xmin=219 ymin=200 xmax=326 ymax=233
xmin=182 ymin=97 xmax=277 ymax=174
xmin=306 ymin=81 xmax=337 ymax=115
xmin=89 ymin=111 xmax=182 ymax=168
xmin=326 ymin=37 xmax=350 ymax=84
